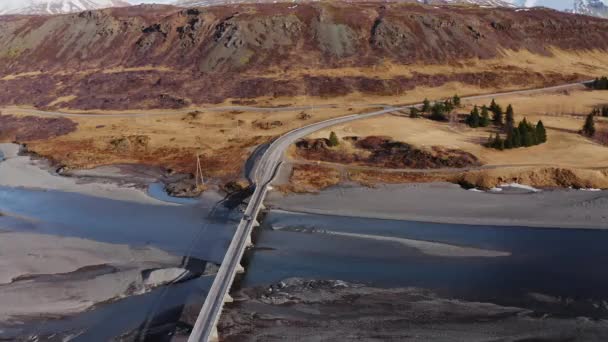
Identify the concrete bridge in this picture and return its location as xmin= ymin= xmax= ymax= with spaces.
xmin=186 ymin=80 xmax=591 ymax=342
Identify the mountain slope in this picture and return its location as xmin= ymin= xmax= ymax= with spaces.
xmin=1 ymin=2 xmax=608 ymax=110
xmin=0 ymin=0 xmax=130 ymax=15
xmin=174 ymin=0 xmax=517 ymax=8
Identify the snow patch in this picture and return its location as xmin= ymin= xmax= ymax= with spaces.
xmin=499 ymin=183 xmax=541 ymax=192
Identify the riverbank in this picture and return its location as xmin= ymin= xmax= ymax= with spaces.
xmin=0 ymin=143 xmax=170 ymax=205
xmin=0 ymin=143 xmax=235 ymax=339
xmin=219 ymin=278 xmax=608 ymax=342
xmin=268 ymin=182 xmax=608 ymax=229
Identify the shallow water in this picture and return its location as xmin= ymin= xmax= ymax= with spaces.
xmin=1 ymin=276 xmax=214 ymax=341
xmin=0 ymin=186 xmax=234 ymax=262
xmin=244 ymin=210 xmax=608 ymax=318
xmin=0 ymin=186 xmax=236 ymax=340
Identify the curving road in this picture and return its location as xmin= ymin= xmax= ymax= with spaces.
xmin=2 ymin=80 xmax=588 ymax=119
xmin=186 ymin=79 xmax=593 ymax=342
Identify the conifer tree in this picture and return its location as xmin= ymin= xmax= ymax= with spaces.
xmin=505 ymin=104 xmax=515 ymax=133
xmin=329 ymin=131 xmax=340 ymax=147
xmin=490 ymin=99 xmax=503 ymax=126
xmin=536 ymin=120 xmax=547 ymax=143
xmin=582 ymin=112 xmax=596 ymax=137
xmin=492 ymin=133 xmax=504 ymax=150
xmin=512 ymin=129 xmax=521 ymax=148
xmin=519 ymin=119 xmax=532 ymax=147
xmin=504 ymin=133 xmax=513 ymax=149
xmin=466 ymin=106 xmax=480 ymax=128
xmin=480 ymin=105 xmax=490 ymax=127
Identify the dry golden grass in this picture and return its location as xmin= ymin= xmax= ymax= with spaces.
xmin=3 ymin=47 xmax=608 ymax=183
xmin=0 ymin=66 xmax=175 ymax=81
xmin=281 ymin=164 xmax=342 ymax=193
xmin=1 ymin=71 xmax=43 ymax=81
xmin=293 ymin=88 xmax=608 ymax=189
xmin=309 ymin=88 xmax=608 ymax=169
xmin=3 ymin=105 xmax=379 ymax=177
xmin=249 ymin=48 xmax=608 ymax=81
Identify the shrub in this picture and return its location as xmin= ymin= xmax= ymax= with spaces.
xmin=452 ymin=94 xmax=461 ymax=107
xmin=422 ymin=98 xmax=431 ymax=113
xmin=429 ymin=102 xmax=448 ymax=121
xmin=409 ymin=107 xmax=420 ymax=118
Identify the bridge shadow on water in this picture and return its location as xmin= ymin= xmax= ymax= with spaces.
xmin=128 ymin=185 xmax=258 ymax=341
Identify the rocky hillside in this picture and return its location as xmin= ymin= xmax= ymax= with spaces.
xmin=174 ymin=0 xmax=516 ymax=8
xmin=1 ymin=2 xmax=608 ymax=110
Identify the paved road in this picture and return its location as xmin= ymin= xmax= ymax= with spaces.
xmin=2 ymin=103 xmax=386 ymax=118
xmin=186 ymin=79 xmax=593 ymax=342
xmin=1 ymin=80 xmax=588 ymax=119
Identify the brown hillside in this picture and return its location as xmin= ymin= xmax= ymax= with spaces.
xmin=1 ymin=2 xmax=608 ymax=109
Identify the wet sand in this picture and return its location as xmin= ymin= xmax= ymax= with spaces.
xmin=268 ymin=182 xmax=608 ymax=229
xmin=0 ymin=231 xmax=187 ymax=322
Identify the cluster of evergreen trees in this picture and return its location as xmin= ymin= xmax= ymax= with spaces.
xmin=413 ymin=95 xmax=461 ymax=121
xmin=488 ymin=119 xmax=547 ymax=150
xmin=591 ymin=77 xmax=608 ymax=90
xmin=466 ymin=99 xmax=505 ymax=128
xmin=465 ymin=105 xmax=491 ymax=128
xmin=466 ymin=99 xmax=547 ymax=150
xmin=593 ymin=105 xmax=608 ymax=118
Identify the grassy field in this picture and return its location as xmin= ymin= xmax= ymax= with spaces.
xmin=297 ymin=87 xmax=608 ymax=189
xmin=2 ymin=47 xmax=608 ymax=186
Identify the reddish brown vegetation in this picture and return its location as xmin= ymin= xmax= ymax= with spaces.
xmin=0 ymin=114 xmax=77 ymax=141
xmin=295 ymin=136 xmax=481 ymax=169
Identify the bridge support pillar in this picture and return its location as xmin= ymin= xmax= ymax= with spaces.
xmin=253 ymin=220 xmax=260 ymax=228
xmin=245 ymin=234 xmax=253 ymax=248
xmin=224 ymin=293 xmax=234 ymax=303
xmin=236 ymin=262 xmax=245 ymax=274
xmin=259 ymin=203 xmax=266 ymax=210
xmin=209 ymin=326 xmax=219 ymax=342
